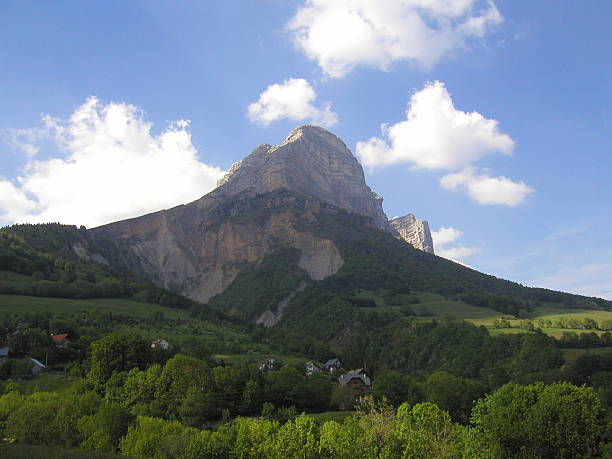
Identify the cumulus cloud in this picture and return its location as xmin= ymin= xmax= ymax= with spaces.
xmin=431 ymin=226 xmax=463 ymax=246
xmin=440 ymin=167 xmax=533 ymax=206
xmin=247 ymin=78 xmax=338 ymax=127
xmin=356 ymin=81 xmax=531 ymax=206
xmin=0 ymin=97 xmax=224 ymax=228
xmin=287 ymin=0 xmax=503 ymax=78
xmin=431 ymin=226 xmax=479 ymax=262
xmin=356 ymin=81 xmax=514 ymax=169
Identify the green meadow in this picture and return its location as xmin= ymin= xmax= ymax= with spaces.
xmin=355 ymin=290 xmax=612 ymax=338
xmin=0 ymin=294 xmax=189 ymax=319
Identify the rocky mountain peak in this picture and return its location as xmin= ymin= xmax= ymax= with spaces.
xmin=390 ymin=214 xmax=434 ymax=254
xmin=214 ymin=125 xmax=390 ymax=230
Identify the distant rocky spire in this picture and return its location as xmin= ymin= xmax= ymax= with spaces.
xmin=390 ymin=214 xmax=434 ymax=254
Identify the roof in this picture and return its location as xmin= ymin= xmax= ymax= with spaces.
xmin=28 ymin=358 xmax=46 ymax=368
xmin=338 ymin=372 xmax=371 ymax=387
xmin=151 ymin=339 xmax=168 ymax=344
xmin=51 ymin=334 xmax=70 ymax=343
xmin=323 ymin=358 xmax=340 ymax=367
xmin=0 ymin=347 xmax=9 ymax=357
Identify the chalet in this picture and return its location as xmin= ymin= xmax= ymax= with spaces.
xmin=305 ymin=361 xmax=321 ymax=376
xmin=27 ymin=357 xmax=47 ymax=375
xmin=259 ymin=357 xmax=277 ymax=371
xmin=321 ymin=358 xmax=342 ymax=372
xmin=337 ymin=369 xmax=372 ymax=397
xmin=51 ymin=333 xmax=71 ymax=345
xmin=151 ymin=339 xmax=172 ymax=350
xmin=0 ymin=347 xmax=9 ymax=362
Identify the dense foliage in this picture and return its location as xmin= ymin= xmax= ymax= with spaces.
xmin=0 ymin=381 xmax=608 ymax=458
xmin=206 ymin=248 xmax=308 ymax=321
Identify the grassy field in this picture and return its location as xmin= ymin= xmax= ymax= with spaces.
xmin=530 ymin=307 xmax=612 ymax=322
xmin=10 ymin=373 xmax=79 ymax=394
xmin=0 ymin=294 xmax=189 ymax=319
xmin=355 ymin=290 xmax=612 ymax=338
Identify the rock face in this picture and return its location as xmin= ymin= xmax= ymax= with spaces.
xmin=92 ymin=194 xmax=344 ymax=303
xmin=91 ymin=125 xmax=430 ymax=303
xmin=390 ymin=214 xmax=434 ymax=254
xmin=215 ymin=126 xmax=390 ymax=230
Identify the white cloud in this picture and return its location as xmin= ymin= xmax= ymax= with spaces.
xmin=440 ymin=167 xmax=533 ymax=206
xmin=356 ymin=81 xmax=514 ymax=170
xmin=3 ymin=126 xmax=49 ymax=158
xmin=431 ymin=226 xmax=463 ymax=246
xmin=247 ymin=78 xmax=338 ymax=127
xmin=431 ymin=225 xmax=479 ymax=262
xmin=287 ymin=0 xmax=503 ymax=78
xmin=0 ymin=180 xmax=38 ymax=223
xmin=0 ymin=97 xmax=224 ymax=228
xmin=356 ymin=81 xmax=531 ymax=207
xmin=436 ymin=245 xmax=479 ymax=261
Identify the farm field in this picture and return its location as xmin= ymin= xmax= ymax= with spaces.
xmin=355 ymin=290 xmax=612 ymax=338
xmin=0 ymin=294 xmax=189 ymax=319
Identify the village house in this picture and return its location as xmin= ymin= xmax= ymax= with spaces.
xmin=305 ymin=361 xmax=321 ymax=376
xmin=0 ymin=347 xmax=9 ymax=363
xmin=51 ymin=333 xmax=71 ymax=346
xmin=27 ymin=357 xmax=47 ymax=375
xmin=337 ymin=369 xmax=372 ymax=398
xmin=259 ymin=357 xmax=277 ymax=371
xmin=321 ymin=358 xmax=342 ymax=372
xmin=151 ymin=339 xmax=172 ymax=350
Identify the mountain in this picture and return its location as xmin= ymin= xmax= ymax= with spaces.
xmin=390 ymin=214 xmax=434 ymax=254
xmin=3 ymin=125 xmax=608 ymax=331
xmin=90 ymin=125 xmax=429 ymax=302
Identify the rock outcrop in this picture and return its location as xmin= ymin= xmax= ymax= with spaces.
xmin=390 ymin=214 xmax=434 ymax=254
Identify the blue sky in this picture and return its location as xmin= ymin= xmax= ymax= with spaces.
xmin=1 ymin=0 xmax=610 ymax=299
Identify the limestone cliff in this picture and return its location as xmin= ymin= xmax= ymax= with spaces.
xmin=215 ymin=125 xmax=390 ymax=230
xmin=390 ymin=214 xmax=434 ymax=254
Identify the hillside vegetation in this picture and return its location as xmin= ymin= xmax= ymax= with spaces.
xmin=1 ymin=210 xmax=611 ymax=457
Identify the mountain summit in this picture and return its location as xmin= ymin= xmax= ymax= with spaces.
xmin=92 ymin=126 xmax=433 ymax=302
xmin=215 ymin=125 xmax=390 ymax=230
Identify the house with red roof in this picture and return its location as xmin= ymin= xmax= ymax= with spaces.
xmin=51 ymin=333 xmax=71 ymax=345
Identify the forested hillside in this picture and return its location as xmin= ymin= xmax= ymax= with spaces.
xmin=1 ymin=201 xmax=611 ymax=457
xmin=0 ymin=223 xmax=207 ymax=312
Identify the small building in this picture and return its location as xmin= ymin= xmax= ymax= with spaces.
xmin=51 ymin=333 xmax=71 ymax=345
xmin=337 ymin=370 xmax=372 ymax=398
xmin=0 ymin=347 xmax=9 ymax=362
xmin=321 ymin=358 xmax=342 ymax=372
xmin=259 ymin=357 xmax=277 ymax=371
xmin=151 ymin=339 xmax=172 ymax=350
xmin=305 ymin=361 xmax=321 ymax=376
xmin=27 ymin=358 xmax=47 ymax=375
